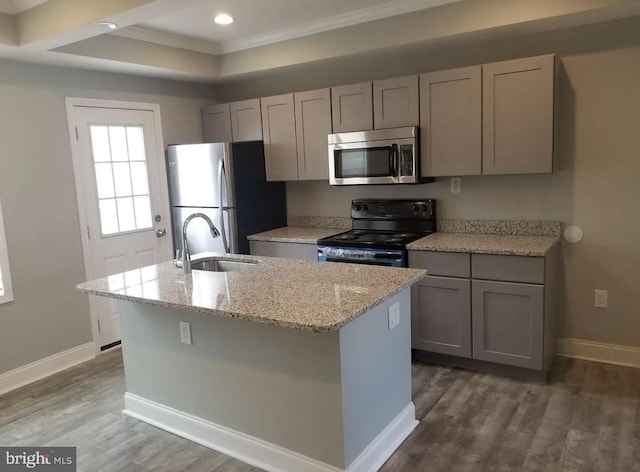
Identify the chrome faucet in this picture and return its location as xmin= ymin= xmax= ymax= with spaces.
xmin=181 ymin=213 xmax=221 ymax=274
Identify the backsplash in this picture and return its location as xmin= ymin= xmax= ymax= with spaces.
xmin=288 ymin=216 xmax=562 ymax=237
xmin=438 ymin=219 xmax=562 ymax=237
xmin=287 ymin=216 xmax=352 ymax=229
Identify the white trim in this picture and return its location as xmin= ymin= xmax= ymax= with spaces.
xmin=222 ymin=0 xmax=461 ymax=53
xmin=557 ymin=338 xmax=640 ymax=369
xmin=0 ymin=199 xmax=14 ymax=304
xmin=347 ymin=403 xmax=418 ymax=472
xmin=111 ymin=26 xmax=223 ymax=55
xmin=124 ymin=393 xmax=418 ymax=472
xmin=109 ymin=0 xmax=462 ymax=55
xmin=0 ymin=342 xmax=95 ymax=395
xmin=65 ymin=97 xmax=170 ymax=354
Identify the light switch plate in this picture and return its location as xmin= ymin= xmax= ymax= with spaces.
xmin=594 ymin=290 xmax=608 ymax=309
xmin=450 ymin=177 xmax=461 ymax=194
xmin=179 ymin=321 xmax=192 ymax=344
xmin=388 ymin=302 xmax=400 ymax=330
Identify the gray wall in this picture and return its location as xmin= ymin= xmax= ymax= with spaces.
xmin=217 ymin=18 xmax=640 ymax=349
xmin=0 ymin=59 xmax=216 ymax=374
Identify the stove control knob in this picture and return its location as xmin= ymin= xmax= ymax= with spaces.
xmin=362 ymin=204 xmax=368 ymax=211
xmin=420 ymin=204 xmax=429 ymax=212
xmin=354 ymin=204 xmax=362 ymax=211
xmin=412 ymin=204 xmax=420 ymax=212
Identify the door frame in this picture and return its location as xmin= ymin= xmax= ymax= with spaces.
xmin=65 ymin=97 xmax=170 ymax=355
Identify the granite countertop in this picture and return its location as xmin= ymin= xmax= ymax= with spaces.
xmin=247 ymin=226 xmax=346 ymax=244
xmin=77 ymin=253 xmax=425 ymax=332
xmin=407 ymin=233 xmax=560 ymax=257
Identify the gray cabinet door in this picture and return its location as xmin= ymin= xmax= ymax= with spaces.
xmin=261 ymin=94 xmax=299 ymax=181
xmin=230 ymin=99 xmax=263 ymax=142
xmin=411 ymin=276 xmax=471 ymax=357
xmin=420 ymin=66 xmax=482 ymax=176
xmin=472 ymin=280 xmax=544 ymax=369
xmin=294 ymin=88 xmax=332 ymax=181
xmin=202 ymin=103 xmax=232 ymax=143
xmin=331 ymin=82 xmax=373 ymax=132
xmin=482 ymin=55 xmax=555 ymax=175
xmin=373 ymin=75 xmax=419 ymax=129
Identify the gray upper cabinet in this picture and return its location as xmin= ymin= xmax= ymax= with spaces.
xmin=202 ymin=103 xmax=233 ymax=143
xmin=373 ymin=75 xmax=419 ymax=129
xmin=472 ymin=280 xmax=544 ymax=370
xmin=420 ymin=66 xmax=482 ymax=176
xmin=483 ymin=54 xmax=555 ymax=175
xmin=331 ymin=82 xmax=373 ymax=132
xmin=261 ymin=94 xmax=299 ymax=182
xmin=230 ymin=99 xmax=263 ymax=142
xmin=294 ymin=88 xmax=332 ymax=180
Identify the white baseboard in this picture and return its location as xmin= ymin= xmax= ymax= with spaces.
xmin=124 ymin=393 xmax=417 ymax=472
xmin=0 ymin=342 xmax=95 ymax=395
xmin=346 ymin=403 xmax=418 ymax=472
xmin=557 ymin=338 xmax=640 ymax=368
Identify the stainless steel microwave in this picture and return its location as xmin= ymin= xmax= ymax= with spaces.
xmin=328 ymin=127 xmax=427 ymax=185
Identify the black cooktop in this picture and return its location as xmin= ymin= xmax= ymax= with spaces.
xmin=318 ymin=229 xmax=431 ymax=250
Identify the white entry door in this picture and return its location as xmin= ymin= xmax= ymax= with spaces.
xmin=67 ymin=100 xmax=173 ymax=349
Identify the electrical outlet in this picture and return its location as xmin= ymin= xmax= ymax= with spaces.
xmin=179 ymin=321 xmax=192 ymax=344
xmin=450 ymin=177 xmax=461 ymax=194
xmin=388 ymin=302 xmax=400 ymax=330
xmin=594 ymin=290 xmax=608 ymax=309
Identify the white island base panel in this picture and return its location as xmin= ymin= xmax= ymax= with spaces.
xmin=116 ymin=288 xmax=416 ymax=472
xmin=123 ymin=394 xmax=417 ymax=472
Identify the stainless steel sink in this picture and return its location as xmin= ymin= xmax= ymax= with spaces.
xmin=190 ymin=257 xmax=258 ymax=273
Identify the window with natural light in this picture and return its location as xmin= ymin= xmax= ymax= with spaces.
xmin=89 ymin=125 xmax=153 ymax=236
xmin=0 ymin=199 xmax=14 ymax=304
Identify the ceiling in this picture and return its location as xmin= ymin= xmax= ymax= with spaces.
xmin=1 ymin=0 xmax=640 ymax=83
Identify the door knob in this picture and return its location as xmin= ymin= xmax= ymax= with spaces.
xmin=156 ymin=228 xmax=167 ymax=237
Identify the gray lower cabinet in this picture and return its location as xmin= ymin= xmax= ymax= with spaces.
xmin=472 ymin=280 xmax=544 ymax=369
xmin=411 ymin=276 xmax=471 ymax=357
xmin=249 ymin=240 xmax=317 ymax=260
xmin=409 ymin=248 xmax=557 ymax=375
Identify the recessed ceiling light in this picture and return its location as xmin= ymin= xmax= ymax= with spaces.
xmin=97 ymin=22 xmax=118 ymax=30
xmin=214 ymin=13 xmax=234 ymax=25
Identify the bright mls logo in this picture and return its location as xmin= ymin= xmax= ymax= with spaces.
xmin=0 ymin=447 xmax=76 ymax=471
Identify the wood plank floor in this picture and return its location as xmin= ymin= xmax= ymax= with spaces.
xmin=1 ymin=349 xmax=638 ymax=472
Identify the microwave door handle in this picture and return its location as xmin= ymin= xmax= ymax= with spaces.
xmin=390 ymin=144 xmax=399 ymax=177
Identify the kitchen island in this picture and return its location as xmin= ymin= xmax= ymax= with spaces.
xmin=77 ymin=254 xmax=426 ymax=472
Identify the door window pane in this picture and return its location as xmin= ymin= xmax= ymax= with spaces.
xmin=127 ymin=127 xmax=146 ymax=161
xmin=89 ymin=125 xmax=153 ymax=236
xmin=116 ymin=198 xmax=136 ymax=232
xmin=109 ymin=126 xmax=128 ymax=161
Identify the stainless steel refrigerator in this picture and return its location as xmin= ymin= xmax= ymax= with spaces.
xmin=167 ymin=141 xmax=286 ymax=255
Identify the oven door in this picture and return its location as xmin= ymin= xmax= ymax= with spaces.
xmin=317 ymin=246 xmax=407 ymax=267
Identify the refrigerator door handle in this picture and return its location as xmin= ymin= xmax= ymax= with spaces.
xmin=218 ymin=158 xmax=230 ymax=253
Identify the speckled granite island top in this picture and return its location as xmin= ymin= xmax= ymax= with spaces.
xmin=77 ymin=253 xmax=425 ymax=332
xmin=407 ymin=233 xmax=560 ymax=257
xmin=247 ymin=226 xmax=345 ymax=244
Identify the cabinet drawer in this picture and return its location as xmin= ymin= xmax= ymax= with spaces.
xmin=472 ymin=254 xmax=544 ymax=284
xmin=408 ymin=251 xmax=470 ymax=278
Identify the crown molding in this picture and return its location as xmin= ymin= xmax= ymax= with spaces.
xmin=220 ymin=0 xmax=462 ymax=53
xmin=111 ymin=25 xmax=222 ymax=56
xmin=0 ymin=0 xmax=48 ymax=14
xmin=108 ymin=0 xmax=461 ymax=57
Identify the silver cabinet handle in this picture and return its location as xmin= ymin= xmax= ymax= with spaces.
xmin=156 ymin=228 xmax=167 ymax=237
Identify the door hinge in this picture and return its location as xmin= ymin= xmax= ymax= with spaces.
xmin=75 ymin=127 xmax=79 ymax=141
xmin=97 ymin=319 xmax=101 ymax=332
xmin=86 ymin=225 xmax=91 ymax=239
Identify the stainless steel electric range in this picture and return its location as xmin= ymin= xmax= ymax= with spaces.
xmin=317 ymin=199 xmax=436 ymax=267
